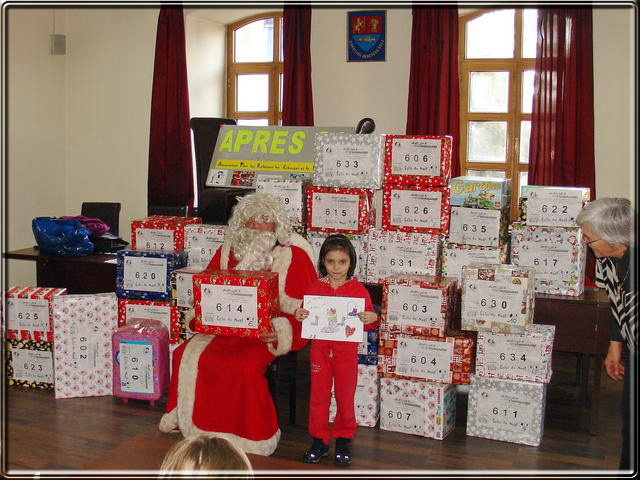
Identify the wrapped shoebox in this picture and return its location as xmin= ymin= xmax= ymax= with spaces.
xmin=448 ymin=206 xmax=509 ymax=247
xmin=306 ymin=186 xmax=374 ymax=234
xmin=381 ymin=274 xmax=457 ymax=338
xmin=383 ymin=135 xmax=452 ymax=187
xmin=510 ymin=223 xmax=586 ymax=296
xmin=256 ymin=177 xmax=307 ymax=227
xmin=112 ymin=318 xmax=170 ymax=404
xmin=378 ymin=331 xmax=475 ymax=385
xmin=461 ymin=263 xmax=536 ymax=334
xmin=131 ymin=215 xmax=201 ymax=253
xmin=329 ymin=364 xmax=380 ymax=427
xmin=380 ymin=378 xmax=456 ymax=440
xmin=171 ymin=266 xmax=206 ymax=308
xmin=183 ymin=224 xmax=225 ymax=268
xmin=449 ymin=176 xmax=512 ymax=210
xmin=466 ymin=374 xmax=547 ymax=446
xmin=365 ymin=229 xmax=441 ymax=284
xmin=118 ymin=298 xmax=186 ymax=344
xmin=518 ymin=186 xmax=590 ymax=227
xmin=358 ymin=329 xmax=379 ymax=365
xmin=475 ymin=324 xmax=555 ymax=384
xmin=52 ymin=293 xmax=119 ymax=399
xmin=307 ymin=231 xmax=367 ymax=282
xmin=382 ymin=185 xmax=450 ymax=234
xmin=192 ymin=270 xmax=279 ymax=338
xmin=441 ymin=243 xmax=509 ymax=285
xmin=3 ymin=286 xmax=67 ymax=342
xmin=5 ymin=338 xmax=54 ymax=390
xmin=116 ymin=249 xmax=188 ymax=301
xmin=312 ymin=133 xmax=383 ymax=189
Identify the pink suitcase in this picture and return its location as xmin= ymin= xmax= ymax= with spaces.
xmin=112 ymin=318 xmax=169 ymax=406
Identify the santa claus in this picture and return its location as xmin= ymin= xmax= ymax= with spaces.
xmin=159 ymin=193 xmax=317 ymax=456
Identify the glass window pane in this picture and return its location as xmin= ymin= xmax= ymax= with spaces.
xmin=279 ymin=73 xmax=283 ymax=112
xmin=234 ymin=18 xmax=274 ymax=63
xmin=237 ymin=74 xmax=269 ymax=112
xmin=467 ymin=169 xmax=506 ymax=179
xmin=469 ymin=71 xmax=509 ymax=113
xmin=519 ymin=120 xmax=531 ymax=164
xmin=237 ymin=118 xmax=269 ymax=126
xmin=466 ymin=10 xmax=515 ymax=59
xmin=468 ymin=121 xmax=507 ymax=163
xmin=519 ymin=171 xmax=529 ymax=197
xmin=522 ymin=9 xmax=538 ymax=58
xmin=521 ymin=70 xmax=535 ymax=114
xmin=280 ymin=20 xmax=284 ymax=62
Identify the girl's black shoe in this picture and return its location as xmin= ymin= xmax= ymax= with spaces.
xmin=302 ymin=438 xmax=329 ymax=464
xmin=334 ymin=437 xmax=352 ymax=467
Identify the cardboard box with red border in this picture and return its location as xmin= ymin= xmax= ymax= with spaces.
xmin=3 ymin=287 xmax=67 ymax=343
xmin=118 ymin=298 xmax=187 ymax=344
xmin=131 ymin=215 xmax=202 ymax=252
xmin=306 ymin=186 xmax=374 ymax=235
xmin=382 ymin=185 xmax=450 ymax=234
xmin=383 ymin=135 xmax=452 ymax=187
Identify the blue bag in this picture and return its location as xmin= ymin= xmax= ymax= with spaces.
xmin=32 ymin=217 xmax=94 ymax=257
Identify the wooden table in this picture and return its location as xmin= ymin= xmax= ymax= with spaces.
xmin=86 ymin=434 xmax=332 ymax=472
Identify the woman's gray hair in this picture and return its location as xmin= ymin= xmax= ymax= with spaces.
xmin=575 ymin=197 xmax=635 ymax=247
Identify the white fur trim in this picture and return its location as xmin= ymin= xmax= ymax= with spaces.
xmin=159 ymin=408 xmax=179 ymax=433
xmin=266 ymin=316 xmax=292 ymax=357
xmin=284 ymin=232 xmax=315 ymax=263
xmin=220 ymin=241 xmax=232 ymax=270
xmin=164 ymin=334 xmax=280 ymax=455
xmin=271 ymin=246 xmax=301 ymax=315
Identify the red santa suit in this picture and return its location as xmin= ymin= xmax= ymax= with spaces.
xmin=159 ymin=233 xmax=316 ymax=455
xmin=304 ymin=276 xmax=378 ymax=444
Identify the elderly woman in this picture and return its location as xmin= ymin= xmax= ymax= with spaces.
xmin=576 ymin=197 xmax=636 ymax=472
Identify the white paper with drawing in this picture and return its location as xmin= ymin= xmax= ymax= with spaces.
xmin=301 ymin=295 xmax=365 ymax=342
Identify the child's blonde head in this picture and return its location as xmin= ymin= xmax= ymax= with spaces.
xmin=159 ymin=435 xmax=252 ymax=476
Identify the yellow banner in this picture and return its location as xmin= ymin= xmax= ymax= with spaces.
xmin=215 ymin=159 xmax=314 ymax=173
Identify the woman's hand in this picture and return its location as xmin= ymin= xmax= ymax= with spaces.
xmin=294 ymin=307 xmax=309 ymax=322
xmin=605 ymin=341 xmax=625 ymax=381
xmin=357 ymin=311 xmax=378 ymax=325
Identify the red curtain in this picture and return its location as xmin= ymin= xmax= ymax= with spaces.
xmin=282 ymin=5 xmax=314 ymax=126
xmin=528 ymin=8 xmax=596 ymax=284
xmin=406 ymin=7 xmax=460 ymax=177
xmin=528 ymin=8 xmax=595 ymax=194
xmin=148 ymin=5 xmax=194 ymax=210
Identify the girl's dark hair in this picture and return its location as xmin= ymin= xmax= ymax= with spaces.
xmin=318 ymin=234 xmax=357 ymax=279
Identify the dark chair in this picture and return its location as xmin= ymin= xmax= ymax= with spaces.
xmin=147 ymin=205 xmax=189 ymax=217
xmin=266 ymin=350 xmax=298 ymax=425
xmin=81 ymin=202 xmax=121 ymax=236
xmin=190 ymin=117 xmax=254 ymax=224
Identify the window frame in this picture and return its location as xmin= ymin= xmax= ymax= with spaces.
xmin=226 ymin=12 xmax=283 ymax=125
xmin=459 ymin=8 xmax=536 ymax=220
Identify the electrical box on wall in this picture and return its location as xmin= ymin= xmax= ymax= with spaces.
xmin=50 ymin=34 xmax=66 ymax=55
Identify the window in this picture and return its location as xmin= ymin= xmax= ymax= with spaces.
xmin=459 ymin=9 xmax=538 ymax=219
xmin=227 ymin=12 xmax=283 ymax=126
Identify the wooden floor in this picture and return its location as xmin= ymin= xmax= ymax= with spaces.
xmin=3 ymin=349 xmax=627 ymax=474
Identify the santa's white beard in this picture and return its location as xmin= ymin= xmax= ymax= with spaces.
xmin=233 ymin=228 xmax=277 ymax=271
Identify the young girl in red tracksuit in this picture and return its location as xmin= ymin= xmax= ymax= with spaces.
xmin=294 ymin=234 xmax=378 ymax=467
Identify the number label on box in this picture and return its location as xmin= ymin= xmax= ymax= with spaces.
xmin=119 ymin=340 xmax=154 ymax=394
xmin=390 ymin=190 xmax=442 ymax=229
xmin=526 ymin=189 xmax=583 ymax=226
xmin=200 ymin=284 xmax=258 ymax=329
xmin=449 ymin=207 xmax=501 ymax=246
xmin=476 ymin=388 xmax=535 ymax=435
xmin=465 ymin=280 xmax=527 ymax=326
xmin=70 ymin=323 xmax=100 ymax=371
xmin=123 ymin=257 xmax=168 ymax=293
xmin=11 ymin=349 xmax=54 ymax=383
xmin=256 ymin=177 xmax=303 ymax=224
xmin=386 ymin=285 xmax=443 ymax=328
xmin=6 ymin=298 xmax=50 ymax=332
xmin=483 ymin=334 xmax=546 ymax=376
xmin=395 ymin=338 xmax=453 ymax=382
xmin=136 ymin=229 xmax=175 ymax=253
xmin=390 ymin=138 xmax=442 ymax=176
xmin=311 ymin=193 xmax=359 ymax=230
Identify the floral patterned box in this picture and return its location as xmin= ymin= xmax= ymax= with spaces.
xmin=307 ymin=231 xmax=368 ymax=282
xmin=475 ymin=324 xmax=555 ymax=384
xmin=382 ymin=185 xmax=450 ymax=234
xmin=518 ymin=186 xmax=590 ymax=227
xmin=116 ymin=249 xmax=188 ymax=302
xmin=131 ymin=215 xmax=202 ymax=253
xmin=312 ymin=133 xmax=384 ymax=189
xmin=467 ymin=374 xmax=547 ymax=446
xmin=449 ymin=176 xmax=511 ymax=210
xmin=192 ymin=270 xmax=279 ymax=339
xmin=365 ymin=229 xmax=441 ymax=284
xmin=52 ymin=293 xmax=119 ymax=399
xmin=256 ymin=177 xmax=308 ymax=227
xmin=306 ymin=186 xmax=374 ymax=234
xmin=5 ymin=338 xmax=54 ymax=390
xmin=118 ymin=298 xmax=186 ymax=344
xmin=510 ymin=223 xmax=586 ymax=296
xmin=440 ymin=243 xmax=509 ymax=285
xmin=448 ymin=206 xmax=510 ymax=247
xmin=329 ymin=364 xmax=380 ymax=427
xmin=461 ymin=263 xmax=536 ymax=334
xmin=184 ymin=224 xmax=225 ymax=268
xmin=358 ymin=329 xmax=379 ymax=365
xmin=171 ymin=266 xmax=207 ymax=308
xmin=383 ymin=134 xmax=452 ymax=187
xmin=112 ymin=318 xmax=170 ymax=404
xmin=380 ymin=377 xmax=456 ymax=440
xmin=378 ymin=330 xmax=475 ymax=385
xmin=381 ymin=274 xmax=458 ymax=338
xmin=3 ymin=286 xmax=67 ymax=342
